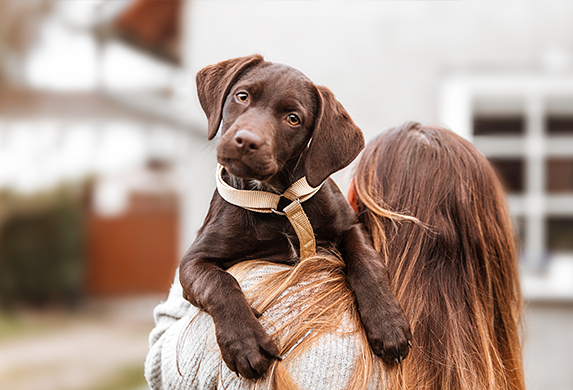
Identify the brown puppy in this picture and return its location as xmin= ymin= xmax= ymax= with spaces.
xmin=180 ymin=55 xmax=411 ymax=379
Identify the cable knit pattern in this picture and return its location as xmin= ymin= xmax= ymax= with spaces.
xmin=145 ymin=266 xmax=382 ymax=390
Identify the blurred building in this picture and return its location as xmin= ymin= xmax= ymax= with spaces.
xmin=1 ymin=1 xmax=573 ymax=389
xmin=0 ymin=0 xmax=194 ymax=302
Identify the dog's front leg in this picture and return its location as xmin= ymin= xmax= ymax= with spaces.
xmin=179 ymin=256 xmax=281 ymax=379
xmin=341 ymin=223 xmax=412 ymax=364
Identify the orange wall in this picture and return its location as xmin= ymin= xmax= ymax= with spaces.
xmin=86 ymin=194 xmax=179 ymax=296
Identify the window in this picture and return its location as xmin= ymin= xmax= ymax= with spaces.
xmin=547 ymin=158 xmax=573 ymax=193
xmin=489 ymin=158 xmax=525 ymax=194
xmin=547 ymin=218 xmax=573 ymax=252
xmin=546 ymin=99 xmax=573 ymax=135
xmin=473 ymin=117 xmax=525 ymax=136
xmin=440 ymin=76 xmax=573 ymax=271
xmin=547 ymin=116 xmax=573 ymax=135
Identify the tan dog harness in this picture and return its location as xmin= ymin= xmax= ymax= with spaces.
xmin=216 ymin=164 xmax=322 ymax=259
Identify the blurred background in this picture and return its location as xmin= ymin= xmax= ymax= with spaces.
xmin=0 ymin=1 xmax=572 ymax=389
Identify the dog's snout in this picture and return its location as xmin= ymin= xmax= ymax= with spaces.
xmin=234 ymin=130 xmax=262 ymax=153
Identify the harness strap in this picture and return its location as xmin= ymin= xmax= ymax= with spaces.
xmin=284 ymin=200 xmax=316 ymax=259
xmin=216 ymin=164 xmax=321 ymax=258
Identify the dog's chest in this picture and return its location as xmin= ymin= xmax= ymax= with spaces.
xmin=236 ymin=210 xmax=301 ymax=262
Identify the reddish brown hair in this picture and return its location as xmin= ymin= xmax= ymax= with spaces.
xmin=354 ymin=122 xmax=525 ymax=390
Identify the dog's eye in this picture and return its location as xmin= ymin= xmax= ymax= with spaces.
xmin=235 ymin=92 xmax=249 ymax=103
xmin=286 ymin=114 xmax=301 ymax=126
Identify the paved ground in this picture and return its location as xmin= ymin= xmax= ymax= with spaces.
xmin=523 ymin=301 xmax=573 ymax=390
xmin=0 ymin=295 xmax=163 ymax=390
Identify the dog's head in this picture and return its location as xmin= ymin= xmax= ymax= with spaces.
xmin=196 ymin=54 xmax=364 ymax=188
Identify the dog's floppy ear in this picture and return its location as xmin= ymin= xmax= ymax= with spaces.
xmin=305 ymin=85 xmax=365 ymax=187
xmin=196 ymin=54 xmax=265 ymax=140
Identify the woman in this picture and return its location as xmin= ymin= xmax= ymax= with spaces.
xmin=349 ymin=122 xmax=525 ymax=389
xmin=145 ymin=122 xmax=525 ymax=390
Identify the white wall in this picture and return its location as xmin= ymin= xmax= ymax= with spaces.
xmin=184 ymin=0 xmax=573 ymax=139
xmin=179 ymin=0 xmax=573 ymax=246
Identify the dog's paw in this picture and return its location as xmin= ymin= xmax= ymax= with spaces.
xmin=215 ymin=318 xmax=281 ymax=379
xmin=362 ymin=304 xmax=412 ymax=365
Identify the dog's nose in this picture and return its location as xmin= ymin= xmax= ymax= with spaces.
xmin=233 ymin=130 xmax=262 ymax=153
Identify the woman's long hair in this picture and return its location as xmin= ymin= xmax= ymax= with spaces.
xmin=354 ymin=122 xmax=525 ymax=390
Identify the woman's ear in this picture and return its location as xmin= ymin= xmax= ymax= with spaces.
xmin=196 ymin=54 xmax=264 ymax=140
xmin=347 ymin=177 xmax=359 ymax=214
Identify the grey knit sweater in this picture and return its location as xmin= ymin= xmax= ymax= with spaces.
xmin=144 ymin=266 xmax=381 ymax=390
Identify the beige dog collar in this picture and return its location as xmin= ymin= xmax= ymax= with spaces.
xmin=216 ymin=164 xmax=322 ymax=259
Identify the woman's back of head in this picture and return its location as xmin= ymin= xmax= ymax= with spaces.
xmin=354 ymin=122 xmax=525 ymax=390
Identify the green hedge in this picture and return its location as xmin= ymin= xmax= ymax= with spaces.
xmin=0 ymin=194 xmax=85 ymax=308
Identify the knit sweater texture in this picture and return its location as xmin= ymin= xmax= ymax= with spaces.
xmin=144 ymin=265 xmax=381 ymax=390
